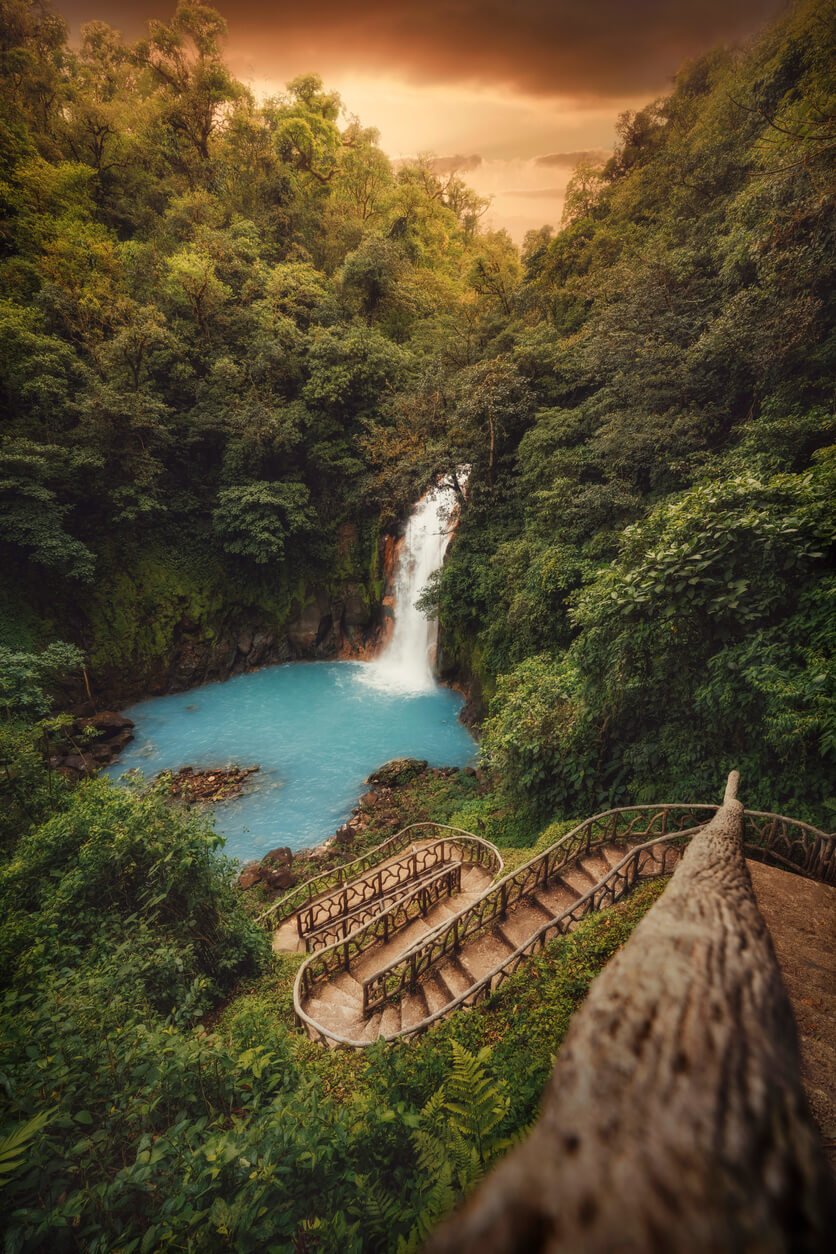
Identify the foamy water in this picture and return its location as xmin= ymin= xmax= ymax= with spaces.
xmin=362 ymin=478 xmax=461 ymax=695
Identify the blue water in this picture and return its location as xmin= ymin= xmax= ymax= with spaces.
xmin=107 ymin=662 xmax=476 ymax=862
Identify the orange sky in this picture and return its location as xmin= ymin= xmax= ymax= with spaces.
xmin=57 ymin=0 xmax=784 ymax=240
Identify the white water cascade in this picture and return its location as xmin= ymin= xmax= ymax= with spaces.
xmin=363 ymin=478 xmax=462 ymax=695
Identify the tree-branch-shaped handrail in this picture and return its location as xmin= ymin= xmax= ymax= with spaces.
xmin=255 ymin=821 xmax=502 ymax=926
xmin=425 ymin=773 xmax=835 ymax=1253
xmin=303 ymin=860 xmax=464 ymax=952
xmin=295 ymin=832 xmax=501 ymax=939
xmin=294 ymin=832 xmax=503 ymax=999
xmin=361 ymin=805 xmax=714 ymax=1015
xmin=292 ymin=799 xmax=833 ymax=1050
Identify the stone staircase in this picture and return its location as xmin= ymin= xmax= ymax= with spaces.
xmin=272 ymin=825 xmax=502 ymax=954
xmin=295 ymin=839 xmax=655 ymax=1045
xmin=282 ymin=802 xmax=833 ymax=1049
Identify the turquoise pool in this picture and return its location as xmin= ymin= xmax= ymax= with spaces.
xmin=107 ymin=661 xmax=477 ymax=862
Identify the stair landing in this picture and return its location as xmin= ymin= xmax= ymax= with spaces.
xmin=747 ymin=859 xmax=836 ymax=1166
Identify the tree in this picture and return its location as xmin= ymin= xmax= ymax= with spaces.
xmin=211 ymin=480 xmax=314 ymax=564
xmin=133 ymin=2 xmax=242 ymax=173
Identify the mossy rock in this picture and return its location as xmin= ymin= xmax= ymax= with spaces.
xmin=367 ymin=758 xmax=429 ymax=788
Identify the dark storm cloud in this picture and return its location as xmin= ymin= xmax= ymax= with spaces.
xmin=59 ymin=0 xmax=784 ymax=96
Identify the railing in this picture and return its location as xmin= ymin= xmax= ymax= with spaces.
xmin=295 ymin=828 xmax=693 ymax=1049
xmin=743 ymin=811 xmax=835 ymax=885
xmin=296 ymin=834 xmax=495 ymax=940
xmin=293 ymin=803 xmax=834 ymax=1049
xmin=297 ymin=860 xmax=478 ymax=1003
xmin=362 ymin=805 xmax=713 ymax=1015
xmin=305 ymin=861 xmax=463 ymax=952
xmin=387 ymin=831 xmax=691 ymax=1041
xmin=255 ymin=821 xmax=500 ymax=928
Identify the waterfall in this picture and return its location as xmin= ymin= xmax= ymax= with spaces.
xmin=363 ymin=477 xmax=461 ymax=694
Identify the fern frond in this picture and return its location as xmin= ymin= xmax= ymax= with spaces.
xmin=0 ymin=1109 xmax=53 ymax=1184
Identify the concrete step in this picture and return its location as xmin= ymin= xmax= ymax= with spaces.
xmin=534 ymin=878 xmax=580 ymax=916
xmin=602 ymin=841 xmax=629 ymax=870
xmin=439 ymin=954 xmax=475 ymax=999
xmin=462 ymin=865 xmax=493 ymax=891
xmin=353 ymin=918 xmax=433 ymax=978
xmin=331 ymin=970 xmax=363 ymax=1002
xmin=560 ymin=863 xmax=598 ymax=896
xmin=358 ymin=1010 xmax=384 ymax=1044
xmin=272 ymin=919 xmax=304 ymax=953
xmin=379 ymin=1001 xmax=402 ymax=1039
xmin=581 ymin=851 xmax=612 ymax=882
xmin=528 ymin=895 xmax=555 ymax=922
xmin=321 ymin=981 xmax=360 ymax=1011
xmin=456 ymin=927 xmax=515 ymax=983
xmin=304 ymin=993 xmax=362 ymax=1034
xmin=496 ymin=900 xmax=551 ymax=948
xmin=430 ymin=900 xmax=461 ymax=919
xmin=423 ymin=968 xmax=456 ymax=1015
xmin=400 ymin=986 xmax=430 ymax=1031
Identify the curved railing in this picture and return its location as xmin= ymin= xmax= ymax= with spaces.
xmin=743 ymin=811 xmax=835 ymax=884
xmin=256 ymin=821 xmax=498 ymax=927
xmin=296 ymin=832 xmax=500 ymax=943
xmin=293 ymin=802 xmax=834 ymax=1049
xmin=362 ymin=805 xmax=712 ymax=1015
xmin=305 ymin=862 xmax=464 ymax=952
xmin=373 ymin=830 xmax=694 ymax=1041
xmin=295 ymin=832 xmax=501 ymax=1008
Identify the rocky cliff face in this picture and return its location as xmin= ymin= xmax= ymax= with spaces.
xmin=77 ymin=523 xmax=401 ymax=708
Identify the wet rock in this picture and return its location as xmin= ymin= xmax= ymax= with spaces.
xmin=262 ymin=866 xmax=296 ymax=891
xmin=90 ymin=743 xmax=117 ymax=762
xmin=287 ymin=600 xmax=322 ymax=650
xmin=62 ymin=753 xmax=97 ymax=775
xmin=335 ymin=823 xmax=356 ymax=846
xmin=343 ymin=586 xmax=371 ymax=628
xmin=80 ymin=710 xmax=135 ymax=738
xmin=166 ymin=764 xmax=259 ymax=804
xmin=249 ymin=629 xmax=274 ymax=664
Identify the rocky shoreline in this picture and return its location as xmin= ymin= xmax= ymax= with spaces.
xmin=236 ymin=757 xmax=477 ymax=897
xmin=49 ymin=710 xmax=136 ymax=779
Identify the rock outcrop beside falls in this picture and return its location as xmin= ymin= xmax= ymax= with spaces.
xmin=238 ymin=758 xmax=477 ymax=899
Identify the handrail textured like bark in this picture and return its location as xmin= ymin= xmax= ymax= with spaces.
xmin=256 ymin=821 xmax=500 ymax=926
xmin=426 ymin=774 xmax=835 ymax=1253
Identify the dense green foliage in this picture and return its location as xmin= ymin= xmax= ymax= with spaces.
xmin=0 ymin=0 xmax=501 ymax=682
xmin=1 ymin=0 xmax=834 ymax=1245
xmin=2 ymin=0 xmax=831 ymax=813
xmin=425 ymin=0 xmax=835 ymax=823
xmin=0 ymin=725 xmax=664 ymax=1249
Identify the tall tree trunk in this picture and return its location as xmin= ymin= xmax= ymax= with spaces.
xmin=427 ymin=774 xmax=835 ymax=1253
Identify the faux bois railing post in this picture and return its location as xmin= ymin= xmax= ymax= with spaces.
xmin=426 ymin=772 xmax=835 ymax=1253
